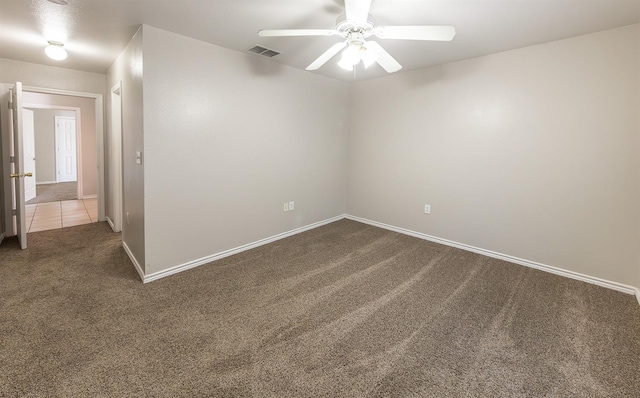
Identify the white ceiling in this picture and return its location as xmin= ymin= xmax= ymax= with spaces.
xmin=1 ymin=0 xmax=639 ymax=82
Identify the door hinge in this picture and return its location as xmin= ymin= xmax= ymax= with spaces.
xmin=9 ymin=156 xmax=15 ymax=163
xmin=8 ymin=101 xmax=13 ymax=110
xmin=11 ymin=209 xmax=17 ymax=216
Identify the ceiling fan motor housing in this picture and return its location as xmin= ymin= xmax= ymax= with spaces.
xmin=335 ymin=13 xmax=376 ymax=36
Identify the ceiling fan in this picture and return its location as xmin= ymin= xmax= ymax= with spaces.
xmin=258 ymin=0 xmax=456 ymax=73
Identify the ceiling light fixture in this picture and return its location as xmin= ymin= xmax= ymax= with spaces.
xmin=45 ymin=41 xmax=67 ymax=60
xmin=337 ymin=31 xmax=378 ymax=71
xmin=46 ymin=0 xmax=69 ymax=5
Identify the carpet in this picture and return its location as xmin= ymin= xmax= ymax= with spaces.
xmin=0 ymin=220 xmax=638 ymax=397
xmin=26 ymin=182 xmax=77 ymax=204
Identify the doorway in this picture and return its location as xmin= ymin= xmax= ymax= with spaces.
xmin=1 ymin=83 xmax=105 ymax=246
xmin=23 ymin=106 xmax=80 ymax=205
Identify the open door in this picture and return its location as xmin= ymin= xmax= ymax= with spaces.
xmin=10 ymin=82 xmax=28 ymax=249
xmin=23 ymin=109 xmax=37 ymax=202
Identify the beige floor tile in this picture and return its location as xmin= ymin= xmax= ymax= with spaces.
xmin=24 ymin=199 xmax=99 ymax=232
xmin=29 ymin=224 xmax=62 ymax=233
xmin=37 ymin=202 xmax=61 ymax=208
xmin=35 ymin=206 xmax=61 ymax=212
xmin=30 ymin=221 xmax=62 ymax=231
xmin=62 ymin=210 xmax=90 ymax=218
xmin=62 ymin=218 xmax=92 ymax=228
xmin=61 ymin=204 xmax=85 ymax=211
xmin=33 ymin=216 xmax=62 ymax=223
xmin=35 ymin=207 xmax=61 ymax=215
xmin=62 ymin=216 xmax=91 ymax=224
xmin=33 ymin=212 xmax=62 ymax=220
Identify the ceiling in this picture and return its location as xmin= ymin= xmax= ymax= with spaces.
xmin=1 ymin=0 xmax=639 ymax=82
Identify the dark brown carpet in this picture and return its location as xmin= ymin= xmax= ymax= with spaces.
xmin=27 ymin=182 xmax=77 ymax=204
xmin=0 ymin=220 xmax=639 ymax=397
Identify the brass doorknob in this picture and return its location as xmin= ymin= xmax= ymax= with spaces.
xmin=25 ymin=173 xmax=33 ymax=177
xmin=9 ymin=173 xmax=32 ymax=178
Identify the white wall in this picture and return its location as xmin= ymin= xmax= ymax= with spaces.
xmin=0 ymin=58 xmax=105 ymax=235
xmin=31 ymin=109 xmax=76 ymax=183
xmin=142 ymin=25 xmax=349 ymax=274
xmin=23 ymin=92 xmax=97 ymax=195
xmin=348 ymin=25 xmax=640 ymax=287
xmin=106 ymin=27 xmax=145 ymax=269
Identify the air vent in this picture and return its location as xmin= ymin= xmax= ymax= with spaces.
xmin=248 ymin=45 xmax=280 ymax=58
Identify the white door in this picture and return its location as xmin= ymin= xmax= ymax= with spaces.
xmin=23 ymin=109 xmax=36 ymax=202
xmin=55 ymin=116 xmax=77 ymax=183
xmin=10 ymin=82 xmax=27 ymax=249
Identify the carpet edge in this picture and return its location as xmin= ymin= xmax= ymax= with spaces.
xmin=123 ymin=241 xmax=144 ymax=282
xmin=346 ymin=215 xmax=639 ymax=302
xmin=143 ymin=214 xmax=347 ymax=283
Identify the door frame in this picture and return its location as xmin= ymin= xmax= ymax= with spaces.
xmin=1 ymin=84 xmax=104 ymax=236
xmin=24 ymin=104 xmax=82 ymax=198
xmin=54 ymin=115 xmax=79 ymax=184
xmin=109 ymin=81 xmax=123 ymax=232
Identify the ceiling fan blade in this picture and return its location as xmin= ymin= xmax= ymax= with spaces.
xmin=344 ymin=0 xmax=372 ymax=24
xmin=374 ymin=26 xmax=456 ymax=41
xmin=259 ymin=29 xmax=338 ymax=37
xmin=364 ymin=41 xmax=402 ymax=73
xmin=306 ymin=42 xmax=348 ymax=71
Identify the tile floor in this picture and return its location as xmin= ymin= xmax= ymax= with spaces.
xmin=25 ymin=199 xmax=98 ymax=233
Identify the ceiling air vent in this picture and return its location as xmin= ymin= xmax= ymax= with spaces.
xmin=248 ymin=45 xmax=280 ymax=58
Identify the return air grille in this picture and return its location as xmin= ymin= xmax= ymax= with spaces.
xmin=248 ymin=45 xmax=280 ymax=57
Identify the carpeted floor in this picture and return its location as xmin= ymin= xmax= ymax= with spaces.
xmin=0 ymin=220 xmax=638 ymax=397
xmin=26 ymin=182 xmax=77 ymax=204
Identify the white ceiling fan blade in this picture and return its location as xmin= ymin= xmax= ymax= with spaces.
xmin=344 ymin=0 xmax=372 ymax=25
xmin=374 ymin=26 xmax=456 ymax=41
xmin=364 ymin=41 xmax=402 ymax=73
xmin=259 ymin=29 xmax=338 ymax=37
xmin=306 ymin=42 xmax=348 ymax=71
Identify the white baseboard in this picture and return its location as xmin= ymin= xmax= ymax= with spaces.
xmin=144 ymin=215 xmax=346 ymax=283
xmin=346 ymin=215 xmax=639 ymax=298
xmin=105 ymin=216 xmax=115 ymax=232
xmin=122 ymin=241 xmax=144 ymax=282
xmin=36 ymin=181 xmax=57 ymax=185
xmin=81 ymin=194 xmax=97 ymax=200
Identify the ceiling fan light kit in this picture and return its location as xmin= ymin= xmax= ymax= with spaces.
xmin=258 ymin=0 xmax=455 ymax=75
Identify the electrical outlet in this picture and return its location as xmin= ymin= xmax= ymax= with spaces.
xmin=284 ymin=203 xmax=289 ymax=212
xmin=289 ymin=201 xmax=294 ymax=211
xmin=126 ymin=212 xmax=131 ymax=224
xmin=424 ymin=205 xmax=431 ymax=214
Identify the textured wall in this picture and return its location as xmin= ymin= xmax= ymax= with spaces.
xmin=106 ymin=27 xmax=145 ymax=269
xmin=348 ymin=25 xmax=640 ymax=286
xmin=141 ymin=25 xmax=349 ymax=274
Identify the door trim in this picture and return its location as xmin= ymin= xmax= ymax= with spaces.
xmin=110 ymin=81 xmax=123 ymax=232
